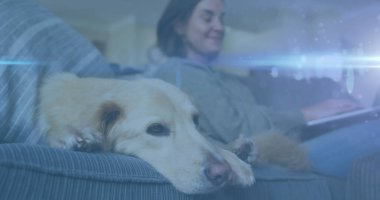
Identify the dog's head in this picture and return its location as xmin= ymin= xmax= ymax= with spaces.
xmin=96 ymin=78 xmax=234 ymax=194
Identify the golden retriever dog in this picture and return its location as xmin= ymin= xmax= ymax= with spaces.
xmin=39 ymin=73 xmax=255 ymax=194
xmin=39 ymin=73 xmax=308 ymax=194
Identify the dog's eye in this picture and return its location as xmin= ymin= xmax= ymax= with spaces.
xmin=146 ymin=123 xmax=170 ymax=136
xmin=192 ymin=114 xmax=200 ymax=127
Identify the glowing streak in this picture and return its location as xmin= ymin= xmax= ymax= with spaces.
xmin=0 ymin=60 xmax=40 ymax=65
xmin=345 ymin=56 xmax=380 ymax=63
xmin=223 ymin=54 xmax=380 ymax=70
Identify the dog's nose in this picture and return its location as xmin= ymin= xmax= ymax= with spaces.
xmin=204 ymin=156 xmax=231 ymax=186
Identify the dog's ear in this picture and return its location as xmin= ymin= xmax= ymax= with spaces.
xmin=96 ymin=102 xmax=124 ymax=135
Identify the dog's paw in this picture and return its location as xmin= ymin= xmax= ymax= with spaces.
xmin=220 ymin=149 xmax=255 ymax=187
xmin=46 ymin=133 xmax=79 ymax=150
xmin=231 ymin=160 xmax=255 ymax=187
xmin=73 ymin=127 xmax=104 ymax=152
xmin=46 ymin=127 xmax=104 ymax=151
xmin=229 ymin=135 xmax=257 ymax=165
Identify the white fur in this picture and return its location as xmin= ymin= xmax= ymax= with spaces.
xmin=39 ymin=73 xmax=254 ymax=194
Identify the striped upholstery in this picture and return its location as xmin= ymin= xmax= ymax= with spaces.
xmin=0 ymin=0 xmax=113 ymax=144
xmin=346 ymin=151 xmax=380 ymax=200
xmin=211 ymin=166 xmax=333 ymax=200
xmin=0 ymin=144 xmax=198 ymax=200
xmin=0 ymin=144 xmax=334 ymax=200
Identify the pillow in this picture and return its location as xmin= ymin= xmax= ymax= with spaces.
xmin=0 ymin=0 xmax=113 ymax=143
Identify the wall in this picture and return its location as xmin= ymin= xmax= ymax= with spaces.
xmin=70 ymin=15 xmax=156 ymax=69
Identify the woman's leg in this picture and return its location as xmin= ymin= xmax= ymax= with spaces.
xmin=301 ymin=119 xmax=380 ymax=178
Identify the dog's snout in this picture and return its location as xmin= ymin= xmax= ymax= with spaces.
xmin=204 ymin=155 xmax=231 ymax=186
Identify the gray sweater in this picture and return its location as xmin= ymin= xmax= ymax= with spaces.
xmin=149 ymin=58 xmax=305 ymax=144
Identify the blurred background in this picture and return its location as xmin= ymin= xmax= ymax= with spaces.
xmin=37 ymin=0 xmax=380 ymax=68
xmin=36 ymin=0 xmax=380 ymax=108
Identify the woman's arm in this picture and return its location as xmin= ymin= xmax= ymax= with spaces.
xmin=151 ymin=60 xmax=306 ymax=143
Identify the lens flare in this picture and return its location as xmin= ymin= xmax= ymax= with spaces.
xmin=0 ymin=60 xmax=40 ymax=65
xmin=220 ymin=54 xmax=380 ymax=70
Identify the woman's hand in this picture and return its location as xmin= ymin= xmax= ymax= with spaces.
xmin=301 ymin=99 xmax=362 ymax=121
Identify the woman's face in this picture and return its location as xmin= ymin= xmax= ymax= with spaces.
xmin=177 ymin=0 xmax=225 ymax=63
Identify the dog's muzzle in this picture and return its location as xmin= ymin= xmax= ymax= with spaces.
xmin=204 ymin=154 xmax=232 ymax=186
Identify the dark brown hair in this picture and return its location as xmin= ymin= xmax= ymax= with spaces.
xmin=156 ymin=0 xmax=201 ymax=58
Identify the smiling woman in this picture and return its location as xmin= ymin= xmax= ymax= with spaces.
xmin=157 ymin=0 xmax=225 ymax=64
xmin=149 ymin=0 xmax=380 ymax=191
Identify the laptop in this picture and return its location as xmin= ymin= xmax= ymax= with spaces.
xmin=303 ymin=69 xmax=380 ymax=139
xmin=306 ymin=102 xmax=380 ymax=127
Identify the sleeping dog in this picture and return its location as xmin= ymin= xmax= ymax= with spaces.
xmin=39 ymin=73 xmax=255 ymax=194
xmin=39 ymin=73 xmax=308 ymax=194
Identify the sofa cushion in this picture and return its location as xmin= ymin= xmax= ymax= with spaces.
xmin=0 ymin=144 xmax=198 ymax=200
xmin=0 ymin=144 xmax=334 ymax=200
xmin=347 ymin=151 xmax=380 ymax=200
xmin=209 ymin=166 xmax=333 ymax=200
xmin=0 ymin=0 xmax=113 ymax=144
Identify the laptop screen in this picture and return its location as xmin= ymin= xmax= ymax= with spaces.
xmin=349 ymin=68 xmax=380 ymax=107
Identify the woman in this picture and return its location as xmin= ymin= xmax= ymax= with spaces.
xmin=149 ymin=0 xmax=380 ymax=177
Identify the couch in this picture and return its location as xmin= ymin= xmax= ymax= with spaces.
xmin=0 ymin=0 xmax=377 ymax=199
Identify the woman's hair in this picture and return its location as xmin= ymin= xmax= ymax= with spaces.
xmin=156 ymin=0 xmax=201 ymax=58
